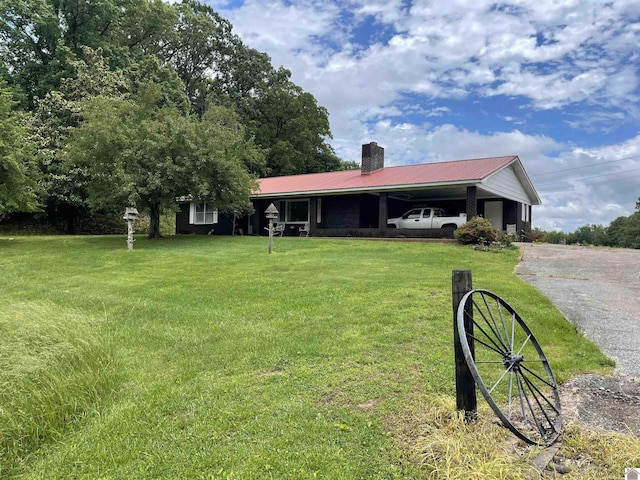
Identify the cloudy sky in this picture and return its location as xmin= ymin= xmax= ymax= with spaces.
xmin=208 ymin=0 xmax=639 ymax=232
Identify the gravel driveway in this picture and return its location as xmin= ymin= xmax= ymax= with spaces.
xmin=516 ymin=243 xmax=640 ymax=378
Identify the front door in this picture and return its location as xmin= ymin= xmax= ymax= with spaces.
xmin=484 ymin=201 xmax=503 ymax=230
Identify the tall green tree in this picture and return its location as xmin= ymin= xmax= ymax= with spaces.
xmin=567 ymin=224 xmax=608 ymax=246
xmin=65 ymin=85 xmax=262 ymax=238
xmin=31 ymin=48 xmax=128 ymax=232
xmin=0 ymin=0 xmax=130 ymax=107
xmin=0 ymin=81 xmax=39 ymax=217
xmin=251 ymin=74 xmax=342 ymax=176
xmin=163 ymin=0 xmax=236 ymax=114
xmin=607 ymin=213 xmax=640 ymax=249
xmin=604 ymin=198 xmax=640 ymax=249
xmin=157 ymin=1 xmax=341 ymax=176
xmin=3 ymin=0 xmax=346 ymax=234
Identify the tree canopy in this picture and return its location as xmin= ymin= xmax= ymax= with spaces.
xmin=30 ymin=48 xmax=129 ymax=232
xmin=1 ymin=0 xmax=345 ymax=234
xmin=66 ymin=86 xmax=261 ymax=237
xmin=0 ymin=81 xmax=39 ymax=218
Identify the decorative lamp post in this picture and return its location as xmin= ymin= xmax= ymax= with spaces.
xmin=123 ymin=207 xmax=139 ymax=250
xmin=265 ymin=203 xmax=279 ymax=254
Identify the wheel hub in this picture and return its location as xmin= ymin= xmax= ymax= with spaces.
xmin=503 ymin=352 xmax=524 ymax=371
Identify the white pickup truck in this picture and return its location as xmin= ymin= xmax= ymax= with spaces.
xmin=387 ymin=207 xmax=467 ymax=231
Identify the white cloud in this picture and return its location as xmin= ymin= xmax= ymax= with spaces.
xmin=488 ymin=69 xmax=610 ymax=109
xmin=219 ymin=0 xmax=639 ymax=114
xmin=425 ymin=107 xmax=451 ymax=117
xmin=336 ymin=122 xmax=560 ymax=166
xmin=533 ymin=135 xmax=640 ymax=230
xmin=222 ymin=0 xmax=342 ymax=68
xmin=350 ymin=0 xmax=406 ymax=25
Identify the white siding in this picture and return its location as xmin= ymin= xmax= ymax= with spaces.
xmin=483 ymin=165 xmax=530 ymax=204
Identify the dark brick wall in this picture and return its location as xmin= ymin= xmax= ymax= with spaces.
xmin=175 ymin=203 xmax=192 ymax=234
xmin=435 ymin=200 xmax=466 ymax=216
xmin=387 ymin=198 xmax=412 ymax=218
xmin=175 ymin=203 xmax=240 ymax=235
xmin=312 ymin=228 xmax=456 ymax=239
xmin=360 ymin=194 xmax=379 ymax=228
xmin=504 ymin=201 xmax=518 ymax=226
xmin=322 ymin=195 xmax=361 ymax=228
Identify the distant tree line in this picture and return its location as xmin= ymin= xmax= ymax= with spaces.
xmin=0 ymin=0 xmax=353 ymax=237
xmin=533 ymin=198 xmax=640 ymax=249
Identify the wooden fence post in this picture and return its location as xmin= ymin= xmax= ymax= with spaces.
xmin=452 ymin=270 xmax=476 ymax=421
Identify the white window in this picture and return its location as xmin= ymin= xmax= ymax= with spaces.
xmin=189 ymin=202 xmax=218 ymax=225
xmin=280 ymin=200 xmax=309 ymax=223
xmin=521 ymin=204 xmax=530 ymax=223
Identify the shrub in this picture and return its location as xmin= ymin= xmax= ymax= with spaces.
xmin=495 ymin=230 xmax=515 ymax=248
xmin=454 ymin=217 xmax=498 ymax=245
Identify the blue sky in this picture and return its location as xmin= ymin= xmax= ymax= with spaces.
xmin=207 ymin=0 xmax=640 ymax=232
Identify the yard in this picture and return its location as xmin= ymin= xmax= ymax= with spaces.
xmin=0 ymin=236 xmax=636 ymax=479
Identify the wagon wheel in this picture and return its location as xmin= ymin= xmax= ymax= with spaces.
xmin=456 ymin=289 xmax=562 ymax=446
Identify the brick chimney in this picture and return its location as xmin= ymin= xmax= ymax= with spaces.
xmin=361 ymin=142 xmax=384 ymax=174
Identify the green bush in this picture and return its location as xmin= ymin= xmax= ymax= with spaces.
xmin=454 ymin=217 xmax=498 ymax=245
xmin=495 ymin=230 xmax=515 ymax=248
xmin=0 ymin=302 xmax=120 ymax=476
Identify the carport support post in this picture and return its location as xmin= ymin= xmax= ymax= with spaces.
xmin=452 ymin=270 xmax=476 ymax=421
xmin=466 ymin=186 xmax=477 ymax=219
xmin=378 ymin=192 xmax=388 ymax=231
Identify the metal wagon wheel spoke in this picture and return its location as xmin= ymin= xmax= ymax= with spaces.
xmin=456 ymin=289 xmax=562 ymax=446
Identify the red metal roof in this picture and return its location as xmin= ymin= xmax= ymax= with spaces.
xmin=254 ymin=156 xmax=518 ymax=196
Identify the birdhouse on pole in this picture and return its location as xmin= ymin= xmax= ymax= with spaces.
xmin=265 ymin=203 xmax=279 ymax=254
xmin=265 ymin=203 xmax=279 ymax=219
xmin=123 ymin=207 xmax=139 ymax=250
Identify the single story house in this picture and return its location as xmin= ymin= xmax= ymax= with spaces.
xmin=176 ymin=142 xmax=541 ymax=240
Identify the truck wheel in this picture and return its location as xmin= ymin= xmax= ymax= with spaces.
xmin=442 ymin=225 xmax=456 ymax=237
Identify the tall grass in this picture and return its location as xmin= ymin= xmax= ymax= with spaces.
xmin=0 ymin=301 xmax=119 ymax=477
xmin=0 ymin=235 xmax=625 ymax=478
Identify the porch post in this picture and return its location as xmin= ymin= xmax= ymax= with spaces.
xmin=309 ymin=197 xmax=317 ymax=234
xmin=466 ymin=186 xmax=477 ymax=219
xmin=251 ymin=202 xmax=260 ymax=235
xmin=378 ymin=193 xmax=388 ymax=231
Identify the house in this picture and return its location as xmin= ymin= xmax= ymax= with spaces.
xmin=176 ymin=142 xmax=540 ymax=239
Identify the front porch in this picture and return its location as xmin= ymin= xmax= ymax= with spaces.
xmin=250 ymin=186 xmax=531 ymax=240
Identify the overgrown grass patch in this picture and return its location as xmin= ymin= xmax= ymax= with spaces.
xmin=557 ymin=425 xmax=640 ymax=479
xmin=0 ymin=235 xmax=621 ymax=478
xmin=0 ymin=301 xmax=120 ymax=477
xmin=388 ymin=396 xmax=535 ymax=479
xmin=388 ymin=397 xmax=640 ymax=479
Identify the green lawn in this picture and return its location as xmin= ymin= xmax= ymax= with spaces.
xmin=0 ymin=236 xmax=621 ymax=478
